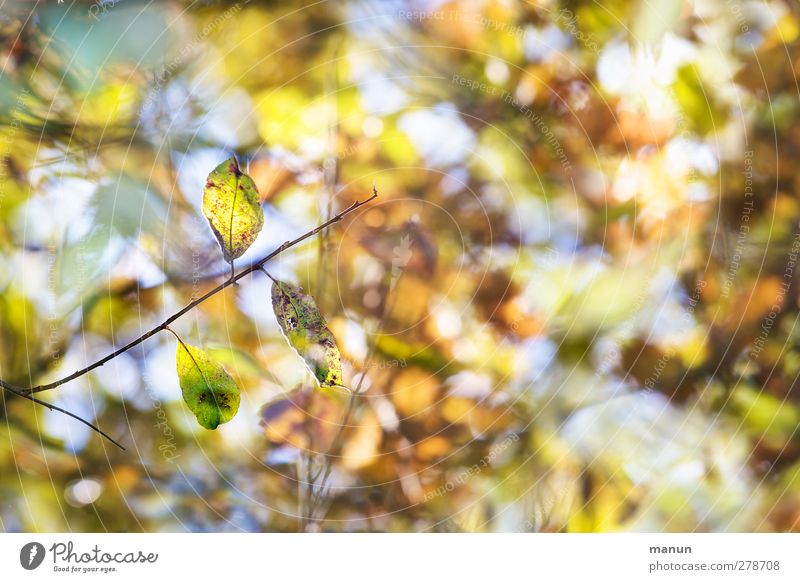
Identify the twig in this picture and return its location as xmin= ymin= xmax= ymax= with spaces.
xmin=0 ymin=190 xmax=377 ymax=446
xmin=306 ymin=383 xmax=363 ymax=521
xmin=0 ymin=378 xmax=125 ymax=450
xmin=316 ymin=43 xmax=341 ymax=311
xmin=297 ymin=454 xmax=306 ymax=532
xmin=306 ymin=264 xmax=402 ymax=523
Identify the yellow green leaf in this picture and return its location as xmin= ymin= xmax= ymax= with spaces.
xmin=271 ymin=280 xmax=344 ymax=388
xmin=202 ymin=157 xmax=264 ymax=263
xmin=673 ymin=65 xmax=727 ymax=135
xmin=176 ymin=342 xmax=241 ymax=429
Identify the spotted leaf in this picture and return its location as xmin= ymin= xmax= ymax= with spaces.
xmin=176 ymin=342 xmax=241 ymax=429
xmin=271 ymin=280 xmax=344 ymax=388
xmin=202 ymin=157 xmax=264 ymax=263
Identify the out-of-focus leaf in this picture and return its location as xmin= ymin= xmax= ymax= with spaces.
xmin=441 ymin=396 xmax=516 ymax=435
xmin=54 ymin=174 xmax=168 ymax=313
xmin=567 ymin=472 xmax=631 ymax=532
xmin=574 ymin=0 xmax=634 ymax=43
xmin=632 ymin=0 xmax=682 ymax=45
xmin=39 ymin=4 xmax=168 ymax=73
xmin=359 ymin=221 xmax=437 ymax=276
xmin=259 ymin=386 xmax=343 ymax=452
xmin=673 ymin=65 xmax=727 ymax=135
xmin=341 ymin=408 xmax=382 ymax=471
xmin=375 ymin=334 xmax=454 ymax=373
xmin=390 ymin=367 xmax=440 ymax=418
xmin=271 ymin=280 xmax=344 ymax=388
xmin=246 ymin=156 xmax=298 ymax=202
xmin=207 ymin=347 xmax=269 ymax=384
xmin=0 ymin=287 xmax=46 ymax=384
xmin=202 ymin=157 xmax=264 ymax=263
xmin=415 ymin=435 xmax=452 ymax=461
xmin=175 ymin=342 xmax=240 ymax=430
xmin=729 ymin=385 xmax=799 ymax=441
xmin=92 ymin=175 xmax=167 ymax=240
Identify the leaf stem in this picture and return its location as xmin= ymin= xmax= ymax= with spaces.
xmin=163 ymin=326 xmax=185 ymax=347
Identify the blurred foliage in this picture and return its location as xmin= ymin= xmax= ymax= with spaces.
xmin=0 ymin=0 xmax=799 ymax=533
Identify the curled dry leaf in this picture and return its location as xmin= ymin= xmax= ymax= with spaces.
xmin=202 ymin=156 xmax=264 ymax=263
xmin=176 ymin=342 xmax=241 ymax=429
xmin=271 ymin=280 xmax=345 ymax=388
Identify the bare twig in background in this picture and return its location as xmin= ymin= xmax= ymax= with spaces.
xmin=306 ymin=265 xmax=405 ymax=528
xmin=316 ymin=36 xmax=344 ymax=313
